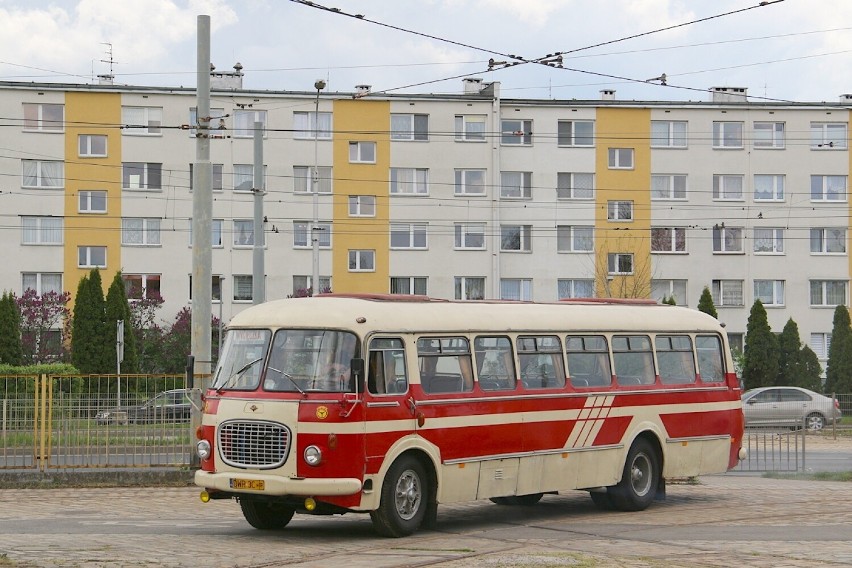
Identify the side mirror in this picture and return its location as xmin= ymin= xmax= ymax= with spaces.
xmin=350 ymin=357 xmax=365 ymax=378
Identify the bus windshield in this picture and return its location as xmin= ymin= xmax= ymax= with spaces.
xmin=264 ymin=329 xmax=358 ymax=393
xmin=212 ymin=329 xmax=272 ymax=391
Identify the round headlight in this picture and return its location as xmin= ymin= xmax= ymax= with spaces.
xmin=304 ymin=445 xmax=323 ymax=466
xmin=196 ymin=439 xmax=211 ymax=460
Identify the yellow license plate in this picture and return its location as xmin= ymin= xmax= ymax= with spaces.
xmin=230 ymin=478 xmax=265 ymax=491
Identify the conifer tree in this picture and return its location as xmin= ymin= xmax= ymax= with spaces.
xmin=798 ymin=346 xmax=823 ymax=392
xmin=0 ymin=291 xmax=23 ymax=365
xmin=776 ymin=318 xmax=802 ymax=387
xmin=825 ymin=305 xmax=852 ymax=393
xmin=742 ymin=300 xmax=778 ymax=389
xmin=697 ymin=287 xmax=718 ymax=319
xmin=106 ymin=272 xmax=139 ymax=374
xmin=71 ymin=269 xmax=111 ymax=374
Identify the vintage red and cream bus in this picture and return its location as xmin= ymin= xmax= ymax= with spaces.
xmin=194 ymin=294 xmax=745 ymax=537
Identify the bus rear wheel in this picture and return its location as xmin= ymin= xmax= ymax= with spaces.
xmin=239 ymin=499 xmax=295 ymax=530
xmin=370 ymin=455 xmax=428 ymax=537
xmin=610 ymin=438 xmax=660 ymax=512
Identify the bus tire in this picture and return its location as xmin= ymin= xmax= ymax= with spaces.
xmin=370 ymin=455 xmax=428 ymax=537
xmin=239 ymin=499 xmax=295 ymax=530
xmin=610 ymin=438 xmax=660 ymax=512
xmin=589 ymin=490 xmax=616 ymax=510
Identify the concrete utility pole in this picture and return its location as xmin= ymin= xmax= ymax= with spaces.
xmin=311 ymin=80 xmax=325 ymax=294
xmin=191 ymin=15 xmax=213 ymax=381
xmin=252 ymin=120 xmax=265 ymax=304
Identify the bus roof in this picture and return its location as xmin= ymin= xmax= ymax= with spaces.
xmin=227 ymin=294 xmax=726 ymax=337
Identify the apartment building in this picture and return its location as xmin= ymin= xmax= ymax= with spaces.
xmin=1 ymin=73 xmax=850 ymax=369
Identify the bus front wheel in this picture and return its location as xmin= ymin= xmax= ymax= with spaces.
xmin=610 ymin=438 xmax=660 ymax=512
xmin=239 ymin=499 xmax=295 ymax=530
xmin=371 ymin=455 xmax=428 ymax=537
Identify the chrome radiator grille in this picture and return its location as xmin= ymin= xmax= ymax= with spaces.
xmin=217 ymin=420 xmax=290 ymax=469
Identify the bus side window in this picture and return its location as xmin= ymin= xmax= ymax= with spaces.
xmin=417 ymin=337 xmax=473 ymax=394
xmin=518 ymin=335 xmax=565 ymax=389
xmin=368 ymin=338 xmax=408 ymax=395
xmin=566 ymin=335 xmax=612 ymax=387
xmin=656 ymin=335 xmax=696 ymax=384
xmin=696 ymin=335 xmax=725 ymax=382
xmin=613 ymin=335 xmax=655 ymax=385
xmin=473 ymin=336 xmax=516 ymax=391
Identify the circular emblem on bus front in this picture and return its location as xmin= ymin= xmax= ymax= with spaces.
xmin=316 ymin=406 xmax=329 ymax=420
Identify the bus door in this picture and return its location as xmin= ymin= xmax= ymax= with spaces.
xmin=364 ymin=337 xmax=414 ymax=475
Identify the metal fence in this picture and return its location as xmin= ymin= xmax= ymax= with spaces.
xmin=735 ymin=424 xmax=807 ymax=472
xmin=1 ymin=374 xmax=191 ymax=471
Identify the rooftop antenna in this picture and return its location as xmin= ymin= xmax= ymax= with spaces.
xmin=98 ymin=42 xmax=115 ymax=84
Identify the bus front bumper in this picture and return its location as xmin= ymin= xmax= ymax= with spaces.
xmin=195 ymin=470 xmax=363 ymax=497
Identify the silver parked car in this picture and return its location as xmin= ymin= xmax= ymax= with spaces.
xmin=741 ymin=386 xmax=842 ymax=430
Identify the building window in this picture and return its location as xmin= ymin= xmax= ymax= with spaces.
xmin=754 ymin=280 xmax=785 ymax=307
xmin=233 ymin=275 xmax=254 ymax=302
xmin=557 ymin=120 xmax=594 ymax=146
xmin=607 ymin=148 xmax=634 ymax=169
xmin=22 ymin=160 xmax=64 ymax=188
xmin=753 ymin=228 xmax=784 ymax=254
xmin=501 ymin=119 xmax=532 ymax=145
xmin=501 ymin=225 xmax=532 ymax=252
xmin=121 ymin=218 xmax=161 ymax=246
xmin=188 ymin=275 xmax=223 ymax=302
xmin=753 ymin=121 xmax=785 ymax=149
xmin=810 ymin=228 xmax=846 ymax=254
xmin=349 ymin=195 xmax=377 ymax=217
xmin=390 ymin=223 xmax=427 ymax=249
xmin=294 ymin=166 xmax=332 ymax=194
xmin=607 ymin=253 xmax=633 ymax=275
xmin=650 ymin=120 xmax=687 ymax=148
xmin=713 ymin=121 xmax=744 ymax=148
xmin=189 ymin=163 xmax=224 ymax=191
xmin=811 ymin=175 xmax=847 ymax=202
xmin=712 ymin=174 xmax=744 ymax=200
xmin=293 ymin=275 xmax=331 ymax=296
xmin=349 ymin=141 xmax=376 ymax=163
xmin=607 ymin=200 xmax=633 ymax=221
xmin=810 ymin=122 xmax=847 ymax=149
xmin=651 ymin=174 xmax=687 ymax=200
xmin=454 ymin=276 xmax=485 ymax=300
xmin=712 ymin=226 xmax=744 ymax=253
xmin=293 ymin=111 xmax=332 ymax=140
xmin=79 ymin=190 xmax=107 ymax=213
xmin=390 ymin=168 xmax=428 ymax=195
xmin=122 ymin=162 xmax=162 ymax=190
xmin=454 ymin=169 xmax=486 ymax=196
xmin=391 ymin=276 xmax=427 ymax=295
xmin=651 ymin=279 xmax=687 ymax=305
xmin=233 ymin=110 xmax=268 ymax=138
xmin=810 ymin=280 xmax=847 ymax=307
xmin=78 ymin=134 xmax=107 ymax=157
xmin=754 ymin=174 xmax=784 ymax=201
xmin=122 ymin=274 xmax=161 ymax=300
xmin=454 ymin=115 xmax=486 ymax=141
xmin=500 ymin=171 xmax=532 ymax=199
xmin=78 ymin=246 xmax=107 ymax=268
xmin=21 ymin=216 xmax=62 ymax=245
xmin=500 ymin=279 xmax=532 ymax=301
xmin=189 ymin=107 xmax=225 ymax=137
xmin=349 ymin=250 xmax=375 ymax=272
xmin=293 ymin=221 xmax=331 ymax=248
xmin=810 ymin=333 xmax=831 ymax=360
xmin=23 ymin=103 xmax=64 ymax=132
xmin=188 ymin=218 xmax=224 ymax=248
xmin=22 ymin=273 xmax=62 ymax=295
xmin=454 ymin=223 xmax=486 ymax=250
xmin=122 ymin=106 xmax=162 ymax=135
xmin=233 ymin=220 xmax=263 ymax=247
xmin=233 ymin=164 xmax=266 ymax=192
xmin=651 ymin=227 xmax=686 ymax=253
xmin=712 ymin=279 xmax=744 ymax=306
xmin=557 ymin=172 xmax=594 ymax=199
xmin=558 ymin=279 xmax=595 ymax=299
xmin=391 ymin=113 xmax=428 ymax=141
xmin=557 ymin=225 xmax=594 ymax=252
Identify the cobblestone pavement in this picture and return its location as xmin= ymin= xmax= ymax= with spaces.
xmin=0 ymin=437 xmax=849 ymax=567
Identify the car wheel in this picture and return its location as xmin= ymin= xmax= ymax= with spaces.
xmin=370 ymin=455 xmax=428 ymax=537
xmin=239 ymin=499 xmax=295 ymax=530
xmin=806 ymin=413 xmax=825 ymax=431
xmin=609 ymin=438 xmax=660 ymax=512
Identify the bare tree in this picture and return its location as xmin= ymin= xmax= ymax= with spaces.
xmin=592 ymin=233 xmax=655 ymax=299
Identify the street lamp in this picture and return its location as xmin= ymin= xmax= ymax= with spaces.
xmin=311 ymin=79 xmax=326 ymax=296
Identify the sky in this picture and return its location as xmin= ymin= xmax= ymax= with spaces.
xmin=0 ymin=0 xmax=851 ymax=103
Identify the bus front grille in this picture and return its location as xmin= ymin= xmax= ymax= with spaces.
xmin=217 ymin=420 xmax=291 ymax=469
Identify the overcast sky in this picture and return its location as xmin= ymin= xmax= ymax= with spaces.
xmin=1 ymin=0 xmax=851 ymax=103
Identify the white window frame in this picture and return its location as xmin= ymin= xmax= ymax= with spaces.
xmin=500 ymin=225 xmax=532 ymax=252
xmin=454 ymin=114 xmax=486 ymax=141
xmin=78 ymin=245 xmax=107 ymax=269
xmin=454 ymin=276 xmax=485 ymax=300
xmin=557 ymin=120 xmax=594 ymax=147
xmin=810 ymin=280 xmax=848 ymax=307
xmin=233 ymin=219 xmax=263 ymax=247
xmin=651 ymin=279 xmax=687 ymax=305
xmin=557 ymin=172 xmax=594 ymax=200
xmin=556 ymin=225 xmax=594 ymax=253
xmin=810 ymin=333 xmax=831 ymax=360
xmin=294 ymin=166 xmax=332 ymax=194
xmin=711 ymin=279 xmax=744 ymax=307
xmin=810 ymin=175 xmax=847 ymax=202
xmin=607 ymin=253 xmax=633 ymax=275
xmin=188 ymin=274 xmax=223 ymax=303
xmin=651 ymin=227 xmax=687 ymax=253
xmin=607 ymin=200 xmax=633 ymax=222
xmin=78 ymin=134 xmax=107 ymax=158
xmin=500 ymin=171 xmax=532 ymax=199
xmin=349 ymin=195 xmax=377 ymax=217
xmin=293 ymin=221 xmax=331 ymax=248
xmin=810 ymin=228 xmax=846 ymax=254
xmin=22 ymin=272 xmax=62 ymax=295
xmin=233 ymin=274 xmax=254 ymax=302
xmin=390 ymin=113 xmax=429 ymax=141
xmin=233 ymin=164 xmax=267 ymax=192
xmin=500 ymin=278 xmax=532 ymax=301
xmin=348 ymin=249 xmax=375 ymax=272
xmin=189 ymin=163 xmax=224 ymax=191
xmin=712 ymin=226 xmax=744 ymax=254
xmin=188 ymin=218 xmax=224 ymax=248
xmin=754 ymin=174 xmax=785 ymax=201
xmin=650 ymin=120 xmax=687 ymax=148
xmin=233 ymin=110 xmax=268 ymax=139
xmin=390 ymin=168 xmax=428 ymax=195
xmin=713 ymin=121 xmax=744 ymax=149
xmin=454 ymin=223 xmax=486 ymax=250
xmin=754 ymin=280 xmax=785 ymax=307
xmin=810 ymin=122 xmax=847 ymax=150
xmin=501 ymin=119 xmax=532 ymax=145
xmin=122 ymin=106 xmax=163 ymax=136
xmin=23 ymin=102 xmax=64 ymax=132
xmin=753 ymin=228 xmax=785 ymax=254
xmin=390 ymin=276 xmax=427 ymax=295
xmin=122 ymin=162 xmax=162 ymax=190
xmin=121 ymin=218 xmax=161 ymax=246
xmin=349 ymin=141 xmax=376 ymax=163
xmin=557 ymin=279 xmax=595 ymax=300
xmin=22 ymin=160 xmax=64 ymax=189
xmin=21 ymin=216 xmax=62 ymax=245
xmin=608 ymin=148 xmax=634 ymax=169
xmin=713 ymin=174 xmax=744 ymax=200
xmin=293 ymin=275 xmax=331 ymax=296
xmin=78 ymin=190 xmax=107 ymax=213
xmin=454 ymin=169 xmax=486 ymax=196
xmin=753 ymin=121 xmax=785 ymax=149
xmin=188 ymin=107 xmax=225 ymax=137
xmin=651 ymin=174 xmax=687 ymax=200
xmin=390 ymin=223 xmax=428 ymax=249
xmin=122 ymin=274 xmax=161 ymax=300
xmin=293 ymin=111 xmax=332 ymax=140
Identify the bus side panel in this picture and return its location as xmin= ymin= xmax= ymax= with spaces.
xmin=575 ymin=448 xmax=622 ymax=489
xmin=438 ymin=462 xmax=481 ymax=502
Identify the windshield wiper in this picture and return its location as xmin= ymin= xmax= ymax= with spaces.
xmin=215 ymin=357 xmax=262 ymax=394
xmin=267 ymin=367 xmax=305 ymax=395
